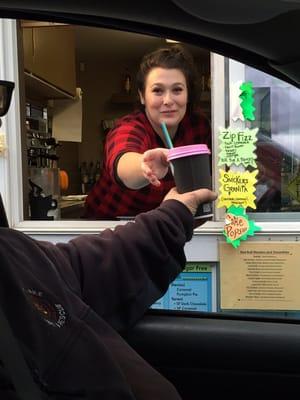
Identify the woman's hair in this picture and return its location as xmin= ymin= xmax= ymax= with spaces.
xmin=136 ymin=44 xmax=201 ymax=112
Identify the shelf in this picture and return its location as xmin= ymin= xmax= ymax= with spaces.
xmin=21 ymin=20 xmax=68 ymax=28
xmin=59 ymin=199 xmax=85 ymax=219
xmin=24 ymin=71 xmax=75 ymax=102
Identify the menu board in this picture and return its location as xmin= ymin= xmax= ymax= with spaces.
xmin=219 ymin=241 xmax=300 ymax=310
xmin=152 ymin=263 xmax=212 ymax=312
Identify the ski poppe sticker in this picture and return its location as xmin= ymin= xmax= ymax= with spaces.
xmin=223 ymin=206 xmax=261 ymax=248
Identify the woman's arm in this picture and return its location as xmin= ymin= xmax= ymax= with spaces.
xmin=117 ymin=148 xmax=170 ymax=189
xmin=117 ymin=152 xmax=148 ymax=189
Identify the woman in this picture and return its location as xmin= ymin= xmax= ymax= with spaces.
xmin=84 ymin=45 xmax=211 ymax=219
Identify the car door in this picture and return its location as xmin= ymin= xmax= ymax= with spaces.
xmin=125 ymin=309 xmax=300 ymax=398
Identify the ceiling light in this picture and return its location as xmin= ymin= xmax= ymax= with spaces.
xmin=165 ymin=39 xmax=180 ymax=43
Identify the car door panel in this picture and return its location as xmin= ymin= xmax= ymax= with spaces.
xmin=126 ymin=311 xmax=300 ymax=398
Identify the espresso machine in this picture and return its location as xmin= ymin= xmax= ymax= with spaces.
xmin=26 ymin=104 xmax=61 ymax=220
xmin=28 ymin=167 xmax=60 ymax=220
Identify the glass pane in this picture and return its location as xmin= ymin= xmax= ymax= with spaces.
xmin=229 ymin=61 xmax=300 ymax=218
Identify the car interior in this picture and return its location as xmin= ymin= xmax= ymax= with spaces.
xmin=1 ymin=1 xmax=300 ymax=398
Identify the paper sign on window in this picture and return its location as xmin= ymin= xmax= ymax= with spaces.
xmin=218 ymin=127 xmax=258 ymax=168
xmin=218 ymin=169 xmax=258 ymax=209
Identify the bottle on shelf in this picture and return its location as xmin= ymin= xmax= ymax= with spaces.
xmin=124 ymin=70 xmax=131 ymax=94
xmin=80 ymin=161 xmax=89 ymax=194
xmin=95 ymin=160 xmax=101 ymax=182
xmin=88 ymin=161 xmax=95 ymax=185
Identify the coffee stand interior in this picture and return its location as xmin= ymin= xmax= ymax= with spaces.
xmin=21 ymin=20 xmax=211 ymax=220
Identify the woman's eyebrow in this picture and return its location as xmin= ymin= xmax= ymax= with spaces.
xmin=150 ymin=82 xmax=185 ymax=87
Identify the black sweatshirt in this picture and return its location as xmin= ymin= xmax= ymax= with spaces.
xmin=0 ymin=200 xmax=193 ymax=399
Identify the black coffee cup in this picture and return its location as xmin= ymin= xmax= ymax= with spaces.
xmin=168 ymin=144 xmax=213 ymax=219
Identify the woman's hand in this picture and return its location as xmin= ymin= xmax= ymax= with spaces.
xmin=141 ymin=148 xmax=170 ymax=187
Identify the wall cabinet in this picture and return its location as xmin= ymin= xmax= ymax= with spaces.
xmin=23 ymin=24 xmax=76 ymax=98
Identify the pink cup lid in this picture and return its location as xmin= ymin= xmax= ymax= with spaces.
xmin=167 ymin=144 xmax=211 ymax=161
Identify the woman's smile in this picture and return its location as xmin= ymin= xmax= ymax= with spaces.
xmin=161 ymin=110 xmax=177 ymax=116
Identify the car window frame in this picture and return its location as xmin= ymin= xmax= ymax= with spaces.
xmin=2 ymin=17 xmax=300 ymax=324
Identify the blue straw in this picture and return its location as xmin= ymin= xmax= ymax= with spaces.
xmin=161 ymin=122 xmax=174 ymax=149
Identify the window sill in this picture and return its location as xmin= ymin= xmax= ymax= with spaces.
xmin=13 ymin=219 xmax=300 ymax=237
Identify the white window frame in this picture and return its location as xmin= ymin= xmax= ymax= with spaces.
xmin=0 ymin=19 xmax=24 ymax=227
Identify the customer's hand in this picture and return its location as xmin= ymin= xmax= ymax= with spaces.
xmin=163 ymin=187 xmax=218 ymax=216
xmin=141 ymin=148 xmax=170 ymax=187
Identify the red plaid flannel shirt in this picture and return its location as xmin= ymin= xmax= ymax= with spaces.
xmin=84 ymin=110 xmax=211 ymax=219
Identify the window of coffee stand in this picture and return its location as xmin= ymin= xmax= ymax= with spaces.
xmin=13 ymin=19 xmax=300 ymax=223
xmin=2 ymin=22 xmax=300 ymax=230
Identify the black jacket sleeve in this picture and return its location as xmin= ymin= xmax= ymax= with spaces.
xmin=55 ymin=200 xmax=194 ymax=331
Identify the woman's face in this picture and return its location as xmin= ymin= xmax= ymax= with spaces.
xmin=139 ymin=67 xmax=188 ymax=137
